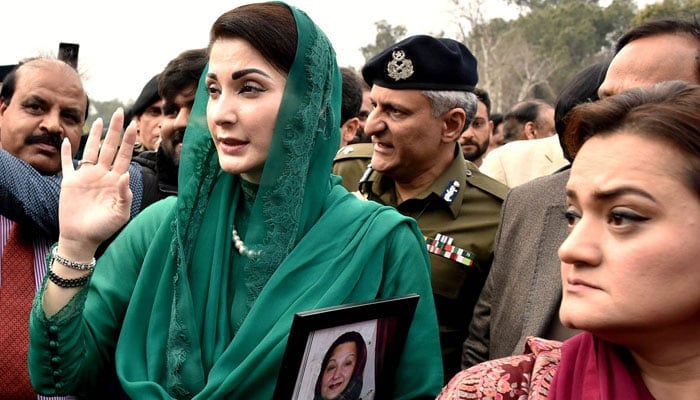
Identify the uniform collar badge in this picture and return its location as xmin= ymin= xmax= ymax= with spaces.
xmin=441 ymin=180 xmax=461 ymax=204
xmin=386 ymin=49 xmax=414 ymax=81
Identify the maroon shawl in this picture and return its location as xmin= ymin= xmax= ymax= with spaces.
xmin=437 ymin=333 xmax=655 ymax=399
xmin=550 ymin=332 xmax=655 ymax=400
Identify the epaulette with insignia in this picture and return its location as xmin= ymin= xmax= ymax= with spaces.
xmin=333 ymin=143 xmax=374 ymax=161
xmin=463 ymin=160 xmax=509 ymax=200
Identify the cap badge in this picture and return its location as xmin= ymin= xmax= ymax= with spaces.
xmin=386 ymin=49 xmax=414 ymax=81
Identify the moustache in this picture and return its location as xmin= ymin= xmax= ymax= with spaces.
xmin=25 ymin=134 xmax=63 ymax=150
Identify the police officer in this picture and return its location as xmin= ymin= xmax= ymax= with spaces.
xmin=333 ymin=35 xmax=507 ymax=381
xmin=333 ymin=142 xmax=373 ymax=192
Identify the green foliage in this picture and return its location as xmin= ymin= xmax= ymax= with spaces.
xmin=360 ymin=0 xmax=698 ymax=111
xmin=511 ymin=0 xmax=635 ymax=99
xmin=84 ymin=98 xmax=128 ymax=134
xmin=360 ymin=21 xmax=407 ymax=63
xmin=506 ymin=0 xmax=600 ymax=10
xmin=369 ymin=0 xmax=636 ymax=111
xmin=632 ymin=0 xmax=700 ymax=25
xmin=603 ymin=0 xmax=640 ymax=43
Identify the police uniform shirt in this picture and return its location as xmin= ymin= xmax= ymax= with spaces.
xmin=355 ymin=148 xmax=507 ymax=379
xmin=332 ymin=143 xmax=374 ymax=193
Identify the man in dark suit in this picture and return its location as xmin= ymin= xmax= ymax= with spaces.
xmin=462 ymin=18 xmax=700 ymax=368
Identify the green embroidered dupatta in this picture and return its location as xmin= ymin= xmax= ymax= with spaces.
xmin=156 ymin=3 xmax=348 ymax=396
xmin=30 ymin=3 xmax=442 ymax=399
xmin=121 ymin=1 xmax=442 ymax=397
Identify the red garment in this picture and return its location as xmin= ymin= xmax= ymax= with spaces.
xmin=437 ymin=333 xmax=655 ymax=399
xmin=0 ymin=222 xmax=37 ymax=399
xmin=437 ymin=336 xmax=561 ymax=399
xmin=550 ymin=332 xmax=655 ymax=400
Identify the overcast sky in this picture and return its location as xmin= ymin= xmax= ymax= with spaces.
xmin=3 ymin=0 xmax=656 ymax=103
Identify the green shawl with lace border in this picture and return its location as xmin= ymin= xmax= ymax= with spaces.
xmin=31 ymin=2 xmax=443 ymax=399
xmin=158 ymin=2 xmax=343 ymax=395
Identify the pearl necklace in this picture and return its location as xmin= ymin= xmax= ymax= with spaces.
xmin=232 ymin=228 xmax=261 ymax=259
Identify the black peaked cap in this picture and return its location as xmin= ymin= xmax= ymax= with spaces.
xmin=362 ymin=35 xmax=478 ymax=91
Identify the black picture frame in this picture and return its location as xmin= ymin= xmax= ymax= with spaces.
xmin=273 ymin=294 xmax=420 ymax=400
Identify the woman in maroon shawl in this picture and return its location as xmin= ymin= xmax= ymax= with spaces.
xmin=438 ymin=81 xmax=700 ymax=400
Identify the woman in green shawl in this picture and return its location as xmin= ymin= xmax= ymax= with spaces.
xmin=28 ymin=2 xmax=443 ymax=399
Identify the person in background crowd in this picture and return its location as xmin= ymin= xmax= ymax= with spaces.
xmin=124 ymin=74 xmax=163 ymax=154
xmin=486 ymin=112 xmax=504 ymax=154
xmin=458 ymin=87 xmax=492 ymax=167
xmin=479 ymin=97 xmax=564 ymax=187
xmin=349 ymin=80 xmax=372 ymax=145
xmin=133 ymin=48 xmax=208 ymax=204
xmin=500 ymin=99 xmax=556 ymax=143
xmin=338 ymin=67 xmax=363 ymax=148
xmin=334 ymin=77 xmax=372 ymax=192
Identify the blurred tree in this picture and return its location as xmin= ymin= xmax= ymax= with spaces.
xmin=449 ymin=0 xmax=635 ymax=111
xmin=360 ymin=21 xmax=407 ymax=62
xmin=506 ymin=0 xmax=601 ymax=10
xmin=632 ymin=0 xmax=700 ymax=25
xmin=84 ymin=98 xmax=127 ymax=135
xmin=360 ymin=0 xmax=694 ymax=113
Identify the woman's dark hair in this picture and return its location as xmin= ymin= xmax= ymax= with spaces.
xmin=563 ymin=80 xmax=700 ymax=197
xmin=209 ymin=2 xmax=297 ymax=75
xmin=314 ymin=331 xmax=368 ymax=400
xmin=555 ymin=60 xmax=610 ymax=161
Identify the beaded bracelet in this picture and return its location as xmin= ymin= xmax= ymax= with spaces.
xmin=51 ymin=244 xmax=96 ymax=271
xmin=47 ymin=269 xmax=91 ymax=288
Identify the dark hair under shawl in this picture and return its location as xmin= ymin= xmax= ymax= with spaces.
xmin=314 ymin=331 xmax=368 ymax=400
xmin=164 ymin=2 xmax=342 ymax=395
xmin=208 ymin=2 xmax=297 ymax=75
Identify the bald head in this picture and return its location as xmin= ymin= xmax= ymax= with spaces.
xmin=0 ymin=58 xmax=87 ymax=174
xmin=599 ymin=27 xmax=700 ymax=98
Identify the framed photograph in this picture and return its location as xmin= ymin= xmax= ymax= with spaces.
xmin=273 ymin=294 xmax=420 ymax=400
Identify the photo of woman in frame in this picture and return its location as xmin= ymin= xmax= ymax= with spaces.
xmin=293 ymin=321 xmax=376 ymax=399
xmin=275 ymin=294 xmax=420 ymax=400
xmin=314 ymin=331 xmax=367 ymax=400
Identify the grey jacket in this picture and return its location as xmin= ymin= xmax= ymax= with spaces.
xmin=462 ymin=169 xmax=577 ymax=367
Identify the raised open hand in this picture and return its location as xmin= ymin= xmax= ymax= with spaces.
xmin=58 ymin=108 xmax=136 ymax=255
